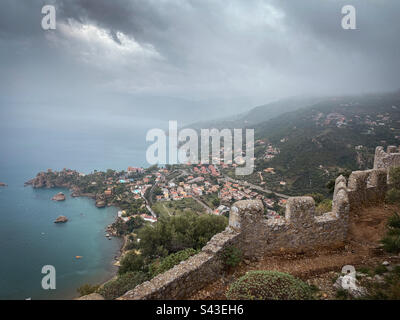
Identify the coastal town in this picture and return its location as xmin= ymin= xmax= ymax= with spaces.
xmin=25 ymin=159 xmax=289 ymax=236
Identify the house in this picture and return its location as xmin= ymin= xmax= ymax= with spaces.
xmin=140 ymin=214 xmax=157 ymax=223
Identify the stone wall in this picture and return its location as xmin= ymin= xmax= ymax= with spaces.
xmin=118 ymin=145 xmax=395 ymax=300
xmin=374 ymin=145 xmax=400 ymax=171
xmin=120 ymin=176 xmax=351 ymax=300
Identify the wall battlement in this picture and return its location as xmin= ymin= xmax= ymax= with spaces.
xmin=119 ymin=145 xmax=396 ymax=300
xmin=374 ymin=145 xmax=400 ymax=170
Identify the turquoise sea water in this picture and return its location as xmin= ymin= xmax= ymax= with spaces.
xmin=0 ymin=119 xmax=155 ymax=299
xmin=0 ymin=170 xmax=123 ymax=300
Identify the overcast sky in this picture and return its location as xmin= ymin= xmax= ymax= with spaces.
xmin=1 ymin=0 xmax=400 ymax=125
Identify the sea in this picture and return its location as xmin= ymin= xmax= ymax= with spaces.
xmin=0 ymin=118 xmax=161 ymax=300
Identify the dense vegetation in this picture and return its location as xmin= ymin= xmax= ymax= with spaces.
xmin=217 ymin=92 xmax=400 ymax=195
xmin=226 ymin=270 xmax=315 ymax=300
xmin=135 ymin=212 xmax=227 ymax=258
xmin=91 ymin=212 xmax=227 ymax=299
xmin=98 ymin=272 xmax=149 ymax=300
xmin=148 ymin=248 xmax=198 ymax=278
xmin=381 ymin=212 xmax=400 ymax=254
xmin=220 ymin=246 xmax=242 ymax=270
xmin=382 ymin=167 xmax=400 ymax=253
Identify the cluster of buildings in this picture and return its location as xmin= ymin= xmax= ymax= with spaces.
xmin=219 ymin=181 xmax=261 ymax=203
xmin=264 ymin=144 xmax=280 ymax=161
xmin=263 ymin=198 xmax=287 ymax=219
xmin=192 ymin=164 xmax=220 ymax=176
xmin=156 ymin=174 xmax=220 ymax=202
xmin=312 ymin=109 xmax=399 ymax=135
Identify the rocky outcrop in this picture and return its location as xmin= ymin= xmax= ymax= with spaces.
xmin=96 ymin=200 xmax=106 ymax=208
xmin=52 ymin=192 xmax=66 ymax=201
xmin=25 ymin=169 xmax=79 ymax=189
xmin=95 ymin=194 xmax=107 ymax=208
xmin=54 ymin=216 xmax=68 ymax=223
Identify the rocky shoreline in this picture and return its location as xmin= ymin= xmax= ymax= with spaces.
xmin=25 ymin=172 xmax=110 ymax=209
xmin=25 ymin=170 xmax=126 ymax=295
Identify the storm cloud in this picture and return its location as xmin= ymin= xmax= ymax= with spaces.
xmin=1 ymin=0 xmax=400 ymax=122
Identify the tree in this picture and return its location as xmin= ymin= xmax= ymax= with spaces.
xmin=137 ymin=212 xmax=227 ymax=259
xmin=119 ymin=251 xmax=147 ymax=275
xmin=212 ymin=198 xmax=220 ymax=207
xmin=77 ymin=283 xmax=100 ymax=297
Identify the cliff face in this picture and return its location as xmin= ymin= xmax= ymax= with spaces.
xmin=25 ymin=171 xmax=76 ymax=189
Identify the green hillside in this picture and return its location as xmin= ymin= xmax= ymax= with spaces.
xmin=230 ymin=91 xmax=400 ymax=195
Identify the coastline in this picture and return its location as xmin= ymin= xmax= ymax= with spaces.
xmin=65 ymin=190 xmax=127 ymax=299
xmin=94 ymin=234 xmax=129 ymax=296
xmin=25 ymin=181 xmax=126 ymax=300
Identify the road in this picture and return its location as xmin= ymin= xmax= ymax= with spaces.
xmin=221 ymin=175 xmax=290 ymax=199
xmin=131 ymin=186 xmax=157 ymax=218
xmin=192 ymin=196 xmax=213 ymax=214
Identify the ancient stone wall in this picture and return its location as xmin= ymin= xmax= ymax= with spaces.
xmin=120 ymin=176 xmax=351 ymax=300
xmin=118 ymin=145 xmax=395 ymax=300
xmin=374 ymin=145 xmax=400 ymax=171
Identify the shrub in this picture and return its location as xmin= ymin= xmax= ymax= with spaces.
xmin=226 ymin=271 xmax=315 ymax=300
xmin=77 ymin=283 xmax=100 ymax=297
xmin=364 ymin=266 xmax=400 ymax=300
xmin=118 ymin=251 xmax=147 ymax=275
xmin=374 ymin=265 xmax=388 ymax=275
xmin=388 ymin=212 xmax=400 ymax=229
xmin=306 ymin=193 xmax=325 ymax=205
xmin=98 ymin=271 xmax=148 ymax=300
xmin=221 ymin=246 xmax=242 ymax=270
xmin=149 ymin=248 xmax=197 ymax=278
xmin=381 ymin=232 xmax=400 ymax=253
xmin=336 ymin=289 xmax=350 ymax=300
xmin=315 ymin=199 xmax=332 ymax=214
xmin=357 ymin=267 xmax=373 ymax=277
xmin=386 ymin=189 xmax=400 ymax=204
xmin=389 ymin=167 xmax=400 ymax=189
xmin=381 ymin=212 xmax=400 ymax=253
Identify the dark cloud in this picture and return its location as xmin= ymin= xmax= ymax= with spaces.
xmin=0 ymin=0 xmax=399 ymax=125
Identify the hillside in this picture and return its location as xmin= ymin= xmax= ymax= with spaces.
xmin=219 ymin=91 xmax=400 ymax=195
xmin=190 ymin=96 xmax=325 ymax=130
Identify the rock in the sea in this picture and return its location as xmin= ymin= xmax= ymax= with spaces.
xmin=52 ymin=192 xmax=66 ymax=201
xmin=0 ymin=182 xmax=7 ymax=187
xmin=96 ymin=200 xmax=106 ymax=208
xmin=54 ymin=216 xmax=68 ymax=223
